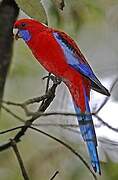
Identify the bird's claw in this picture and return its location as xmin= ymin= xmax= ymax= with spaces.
xmin=42 ymin=75 xmax=62 ymax=85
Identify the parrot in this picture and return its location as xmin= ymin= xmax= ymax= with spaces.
xmin=13 ymin=18 xmax=110 ymax=174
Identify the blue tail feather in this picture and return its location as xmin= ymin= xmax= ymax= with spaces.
xmin=74 ymin=91 xmax=101 ymax=174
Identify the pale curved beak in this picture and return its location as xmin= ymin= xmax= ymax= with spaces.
xmin=13 ymin=28 xmax=21 ymax=40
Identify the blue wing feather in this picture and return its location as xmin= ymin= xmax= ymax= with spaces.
xmin=53 ymin=32 xmax=95 ymax=78
xmin=53 ymin=32 xmax=110 ymax=96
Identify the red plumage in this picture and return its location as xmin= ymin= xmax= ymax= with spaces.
xmin=14 ymin=19 xmax=110 ymax=174
xmin=27 ymin=29 xmax=89 ymax=112
xmin=15 ymin=19 xmax=88 ymax=111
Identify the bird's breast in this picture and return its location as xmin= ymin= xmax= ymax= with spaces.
xmin=27 ymin=32 xmax=71 ymax=78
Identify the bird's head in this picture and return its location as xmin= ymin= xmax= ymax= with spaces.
xmin=13 ymin=18 xmax=47 ymax=42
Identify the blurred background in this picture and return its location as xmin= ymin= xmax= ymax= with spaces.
xmin=0 ymin=0 xmax=118 ymax=179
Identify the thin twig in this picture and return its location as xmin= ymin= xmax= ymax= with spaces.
xmin=2 ymin=95 xmax=48 ymax=106
xmin=1 ymin=78 xmax=57 ymax=117
xmin=1 ymin=104 xmax=25 ymax=122
xmin=50 ymin=171 xmax=59 ymax=180
xmin=45 ymin=72 xmax=51 ymax=93
xmin=93 ymin=114 xmax=118 ymax=132
xmin=0 ymin=82 xmax=60 ymax=151
xmin=10 ymin=139 xmax=30 ymax=180
xmin=95 ymin=77 xmax=118 ymax=114
xmin=99 ymin=137 xmax=118 ymax=146
xmin=2 ymin=100 xmax=21 ymax=106
xmin=2 ymin=102 xmax=90 ymax=119
xmin=1 ymin=76 xmax=117 ymax=179
xmin=0 ymin=126 xmax=24 ymax=134
xmin=3 ymin=99 xmax=118 ymax=134
xmin=2 ymin=102 xmax=118 ymax=135
xmin=33 ymin=123 xmax=80 ymax=135
xmin=33 ymin=122 xmax=78 ymax=128
xmin=30 ymin=126 xmax=97 ymax=180
xmin=39 ymin=73 xmax=51 ymax=110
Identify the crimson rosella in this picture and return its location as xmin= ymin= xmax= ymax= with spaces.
xmin=14 ymin=19 xmax=110 ymax=174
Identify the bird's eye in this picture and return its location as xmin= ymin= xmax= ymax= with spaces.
xmin=21 ymin=23 xmax=27 ymax=27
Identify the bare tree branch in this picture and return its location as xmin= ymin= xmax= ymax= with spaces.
xmin=1 ymin=76 xmax=61 ymax=116
xmin=99 ymin=137 xmax=118 ymax=147
xmin=93 ymin=114 xmax=118 ymax=133
xmin=0 ymin=0 xmax=19 ymax=110
xmin=30 ymin=126 xmax=97 ymax=180
xmin=0 ymin=74 xmax=117 ymax=179
xmin=94 ymin=77 xmax=118 ymax=114
xmin=44 ymin=72 xmax=51 ymax=93
xmin=0 ymin=79 xmax=60 ymax=151
xmin=0 ymin=125 xmax=24 ymax=134
xmin=10 ymin=139 xmax=30 ymax=180
xmin=1 ymin=104 xmax=25 ymax=122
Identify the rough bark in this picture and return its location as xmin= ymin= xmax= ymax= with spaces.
xmin=0 ymin=0 xmax=19 ymax=104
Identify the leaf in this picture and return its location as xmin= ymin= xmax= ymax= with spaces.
xmin=51 ymin=0 xmax=65 ymax=10
xmin=15 ymin=0 xmax=47 ymax=22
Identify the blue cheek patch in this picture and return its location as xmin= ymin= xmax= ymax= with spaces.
xmin=19 ymin=30 xmax=31 ymax=42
